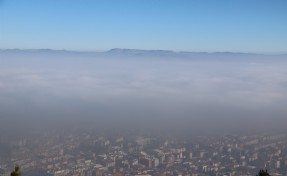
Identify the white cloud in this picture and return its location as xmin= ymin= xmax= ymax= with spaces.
xmin=0 ymin=56 xmax=287 ymax=117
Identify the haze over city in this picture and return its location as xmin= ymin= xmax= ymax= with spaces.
xmin=0 ymin=1 xmax=287 ymax=176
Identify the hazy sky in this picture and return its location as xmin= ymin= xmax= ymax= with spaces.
xmin=0 ymin=0 xmax=287 ymax=53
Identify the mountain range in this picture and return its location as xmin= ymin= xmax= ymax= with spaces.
xmin=0 ymin=48 xmax=286 ymax=59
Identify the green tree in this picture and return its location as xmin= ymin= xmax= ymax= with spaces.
xmin=10 ymin=165 xmax=21 ymax=176
xmin=257 ymin=169 xmax=270 ymax=176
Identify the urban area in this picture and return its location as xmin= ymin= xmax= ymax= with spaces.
xmin=0 ymin=131 xmax=286 ymax=176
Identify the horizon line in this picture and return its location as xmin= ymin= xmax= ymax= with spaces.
xmin=1 ymin=48 xmax=287 ymax=55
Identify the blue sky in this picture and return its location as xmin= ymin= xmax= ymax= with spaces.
xmin=0 ymin=0 xmax=286 ymax=53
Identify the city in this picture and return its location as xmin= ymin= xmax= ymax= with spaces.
xmin=1 ymin=130 xmax=286 ymax=176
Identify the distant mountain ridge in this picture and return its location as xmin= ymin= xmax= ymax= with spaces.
xmin=0 ymin=48 xmax=286 ymax=58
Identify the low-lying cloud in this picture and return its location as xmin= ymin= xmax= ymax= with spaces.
xmin=0 ymin=53 xmax=287 ymax=135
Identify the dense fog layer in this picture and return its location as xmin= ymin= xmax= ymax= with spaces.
xmin=0 ymin=51 xmax=287 ymax=136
